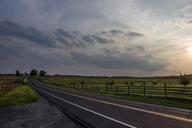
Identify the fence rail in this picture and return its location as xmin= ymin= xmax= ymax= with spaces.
xmin=64 ymin=84 xmax=192 ymax=99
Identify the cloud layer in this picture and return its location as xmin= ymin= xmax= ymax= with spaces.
xmin=0 ymin=0 xmax=192 ymax=76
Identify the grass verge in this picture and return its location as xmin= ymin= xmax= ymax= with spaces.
xmin=0 ymin=85 xmax=38 ymax=108
xmin=98 ymin=93 xmax=192 ymax=109
xmin=40 ymin=82 xmax=192 ymax=110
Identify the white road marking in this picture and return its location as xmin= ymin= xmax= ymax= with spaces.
xmin=34 ymin=86 xmax=137 ymax=128
xmin=33 ymin=80 xmax=192 ymax=123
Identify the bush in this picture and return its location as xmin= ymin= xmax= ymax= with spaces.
xmin=180 ymin=75 xmax=190 ymax=87
xmin=105 ymin=80 xmax=114 ymax=86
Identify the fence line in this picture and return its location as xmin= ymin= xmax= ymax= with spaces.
xmin=65 ymin=84 xmax=192 ymax=100
xmin=0 ymin=81 xmax=22 ymax=92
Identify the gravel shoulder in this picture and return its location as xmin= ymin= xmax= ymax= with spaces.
xmin=0 ymin=97 xmax=80 ymax=128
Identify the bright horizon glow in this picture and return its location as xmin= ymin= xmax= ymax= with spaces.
xmin=187 ymin=47 xmax=192 ymax=57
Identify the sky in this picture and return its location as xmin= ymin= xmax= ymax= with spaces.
xmin=0 ymin=0 xmax=192 ymax=76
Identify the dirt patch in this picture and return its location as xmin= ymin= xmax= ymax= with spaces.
xmin=0 ymin=97 xmax=79 ymax=128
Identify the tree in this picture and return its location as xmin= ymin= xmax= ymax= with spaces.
xmin=151 ymin=80 xmax=158 ymax=86
xmin=16 ymin=70 xmax=20 ymax=76
xmin=80 ymin=81 xmax=85 ymax=85
xmin=39 ymin=70 xmax=46 ymax=77
xmin=30 ymin=69 xmax=38 ymax=76
xmin=180 ymin=73 xmax=190 ymax=87
xmin=129 ymin=81 xmax=134 ymax=86
xmin=125 ymin=81 xmax=129 ymax=85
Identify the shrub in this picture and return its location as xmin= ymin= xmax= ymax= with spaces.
xmin=180 ymin=75 xmax=190 ymax=87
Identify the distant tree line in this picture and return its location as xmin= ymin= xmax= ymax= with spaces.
xmin=30 ymin=69 xmax=46 ymax=77
xmin=15 ymin=69 xmax=46 ymax=77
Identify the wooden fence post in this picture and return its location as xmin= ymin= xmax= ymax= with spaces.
xmin=164 ymin=84 xmax=167 ymax=98
xmin=115 ymin=86 xmax=118 ymax=95
xmin=85 ymin=85 xmax=87 ymax=91
xmin=97 ymin=85 xmax=99 ymax=93
xmin=127 ymin=85 xmax=130 ymax=95
xmin=3 ymin=84 xmax=4 ymax=92
xmin=144 ymin=85 xmax=146 ymax=96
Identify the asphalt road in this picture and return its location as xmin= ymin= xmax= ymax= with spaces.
xmin=29 ymin=78 xmax=192 ymax=128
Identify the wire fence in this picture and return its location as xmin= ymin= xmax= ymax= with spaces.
xmin=0 ymin=80 xmax=22 ymax=92
xmin=63 ymin=84 xmax=192 ymax=99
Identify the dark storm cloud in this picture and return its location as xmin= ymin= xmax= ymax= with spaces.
xmin=137 ymin=46 xmax=145 ymax=51
xmin=109 ymin=29 xmax=124 ymax=34
xmin=126 ymin=32 xmax=144 ymax=39
xmin=103 ymin=48 xmax=120 ymax=55
xmin=100 ymin=29 xmax=145 ymax=40
xmin=126 ymin=45 xmax=145 ymax=52
xmin=0 ymin=20 xmax=114 ymax=49
xmin=55 ymin=28 xmax=113 ymax=48
xmin=55 ymin=29 xmax=88 ymax=48
xmin=71 ymin=52 xmax=167 ymax=71
xmin=91 ymin=35 xmax=113 ymax=44
xmin=82 ymin=35 xmax=95 ymax=44
xmin=100 ymin=29 xmax=124 ymax=35
xmin=0 ymin=20 xmax=55 ymax=47
xmin=0 ymin=40 xmax=75 ymax=73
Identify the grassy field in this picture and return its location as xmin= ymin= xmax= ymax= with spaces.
xmin=0 ymin=75 xmax=38 ymax=108
xmin=0 ymin=85 xmax=38 ymax=108
xmin=39 ymin=75 xmax=192 ymax=109
xmin=39 ymin=75 xmax=188 ymax=86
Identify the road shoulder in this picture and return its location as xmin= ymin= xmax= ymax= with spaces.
xmin=0 ymin=97 xmax=79 ymax=128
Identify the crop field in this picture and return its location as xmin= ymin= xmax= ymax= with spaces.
xmin=39 ymin=75 xmax=192 ymax=109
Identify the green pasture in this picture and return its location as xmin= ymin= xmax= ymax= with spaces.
xmin=39 ymin=75 xmax=191 ymax=87
xmin=38 ymin=75 xmax=192 ymax=109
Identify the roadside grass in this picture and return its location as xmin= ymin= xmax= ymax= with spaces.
xmin=39 ymin=76 xmax=192 ymax=87
xmin=38 ymin=76 xmax=192 ymax=109
xmin=0 ymin=85 xmax=39 ymax=108
xmin=99 ymin=93 xmax=192 ymax=109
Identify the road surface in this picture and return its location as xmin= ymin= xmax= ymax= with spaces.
xmin=29 ymin=78 xmax=192 ymax=128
